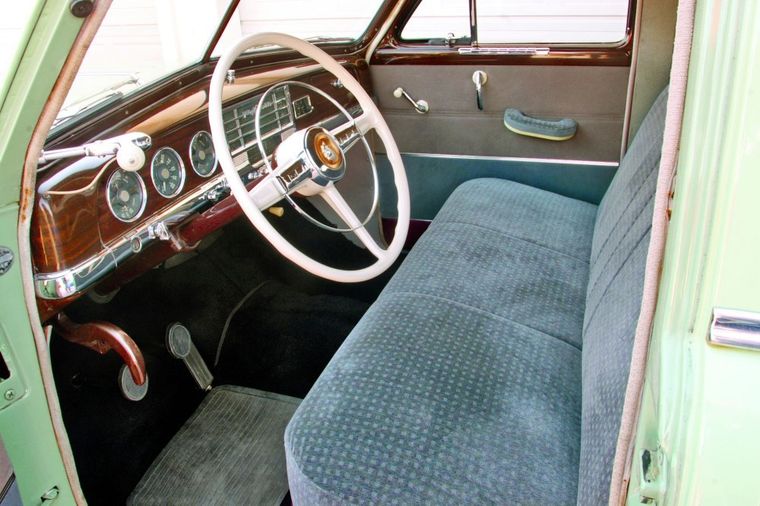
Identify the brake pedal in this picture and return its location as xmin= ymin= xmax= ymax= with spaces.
xmin=166 ymin=323 xmax=213 ymax=391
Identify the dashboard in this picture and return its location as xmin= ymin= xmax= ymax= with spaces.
xmin=32 ymin=65 xmax=364 ymax=319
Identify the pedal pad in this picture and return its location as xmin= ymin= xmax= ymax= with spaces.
xmin=166 ymin=323 xmax=213 ymax=391
xmin=119 ymin=364 xmax=149 ymax=401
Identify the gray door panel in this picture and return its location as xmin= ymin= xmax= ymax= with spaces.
xmin=371 ymin=65 xmax=629 ymax=162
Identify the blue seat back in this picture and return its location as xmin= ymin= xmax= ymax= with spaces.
xmin=577 ymin=88 xmax=668 ymax=504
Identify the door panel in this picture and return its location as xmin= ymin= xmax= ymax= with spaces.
xmin=371 ymin=64 xmax=629 ymax=162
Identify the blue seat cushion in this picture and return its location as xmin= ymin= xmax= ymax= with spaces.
xmin=286 ymin=294 xmax=582 ymax=504
xmin=285 ymin=179 xmax=597 ymax=504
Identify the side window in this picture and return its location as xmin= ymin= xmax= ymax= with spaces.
xmin=401 ymin=0 xmax=629 ymax=45
xmin=401 ymin=0 xmax=471 ymax=44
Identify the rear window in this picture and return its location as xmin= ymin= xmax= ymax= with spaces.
xmin=401 ymin=0 xmax=630 ymax=45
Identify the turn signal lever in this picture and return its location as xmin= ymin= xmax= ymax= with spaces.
xmin=38 ymin=132 xmax=152 ymax=171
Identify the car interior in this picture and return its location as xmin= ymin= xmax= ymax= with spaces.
xmin=31 ymin=0 xmax=679 ymax=504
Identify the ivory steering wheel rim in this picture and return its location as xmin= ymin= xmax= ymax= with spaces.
xmin=209 ymin=32 xmax=410 ymax=283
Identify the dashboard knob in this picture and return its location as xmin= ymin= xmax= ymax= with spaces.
xmin=117 ymin=141 xmax=146 ymax=172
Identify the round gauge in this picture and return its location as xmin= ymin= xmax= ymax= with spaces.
xmin=151 ymin=147 xmax=186 ymax=198
xmin=107 ymin=170 xmax=147 ymax=223
xmin=189 ymin=131 xmax=217 ymax=177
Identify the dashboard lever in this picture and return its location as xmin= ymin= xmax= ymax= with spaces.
xmin=472 ymin=71 xmax=488 ymax=111
xmin=393 ymin=87 xmax=429 ymax=114
xmin=38 ymin=131 xmax=152 ymax=171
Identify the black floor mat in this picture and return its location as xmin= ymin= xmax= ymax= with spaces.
xmin=52 ymin=214 xmax=391 ymax=505
xmin=214 ymin=280 xmax=369 ymax=398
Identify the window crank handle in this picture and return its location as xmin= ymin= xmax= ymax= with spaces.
xmin=393 ymin=87 xmax=429 ymax=114
xmin=472 ymin=71 xmax=488 ymax=111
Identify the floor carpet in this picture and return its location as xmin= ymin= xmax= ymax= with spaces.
xmin=52 ymin=211 xmax=400 ymax=505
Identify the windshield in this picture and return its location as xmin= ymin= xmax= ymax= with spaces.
xmin=211 ymin=0 xmax=385 ymax=57
xmin=56 ymin=0 xmax=385 ymax=127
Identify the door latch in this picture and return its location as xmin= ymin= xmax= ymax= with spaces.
xmin=638 ymin=447 xmax=667 ymax=504
xmin=472 ymin=70 xmax=488 ymax=111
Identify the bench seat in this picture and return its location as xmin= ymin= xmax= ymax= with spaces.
xmin=285 ymin=89 xmax=668 ymax=505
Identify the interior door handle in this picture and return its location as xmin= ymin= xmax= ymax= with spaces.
xmin=472 ymin=71 xmax=488 ymax=110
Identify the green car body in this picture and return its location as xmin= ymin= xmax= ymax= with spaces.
xmin=1 ymin=1 xmax=759 ymax=504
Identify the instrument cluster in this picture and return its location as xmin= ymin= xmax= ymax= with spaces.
xmin=106 ymin=130 xmax=218 ymax=223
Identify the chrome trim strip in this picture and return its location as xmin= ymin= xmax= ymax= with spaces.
xmin=458 ymin=47 xmax=551 ymax=56
xmin=709 ymin=307 xmax=760 ymax=351
xmin=35 ymin=172 xmax=230 ymax=300
xmin=399 ymin=152 xmax=619 ymax=167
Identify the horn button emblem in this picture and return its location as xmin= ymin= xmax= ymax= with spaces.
xmin=314 ymin=131 xmax=343 ymax=170
xmin=302 ymin=127 xmax=347 ymax=184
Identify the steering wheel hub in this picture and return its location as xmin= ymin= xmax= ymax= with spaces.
xmin=314 ymin=131 xmax=342 ymax=170
xmin=304 ymin=128 xmax=345 ymax=182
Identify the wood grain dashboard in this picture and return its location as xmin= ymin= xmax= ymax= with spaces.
xmin=33 ymin=60 xmax=370 ymax=321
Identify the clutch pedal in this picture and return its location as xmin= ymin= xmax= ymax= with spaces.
xmin=166 ymin=323 xmax=213 ymax=391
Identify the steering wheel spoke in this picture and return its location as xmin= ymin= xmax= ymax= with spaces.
xmin=330 ymin=111 xmax=375 ymax=153
xmin=248 ymin=156 xmax=310 ymax=210
xmin=320 ymin=185 xmax=387 ymax=260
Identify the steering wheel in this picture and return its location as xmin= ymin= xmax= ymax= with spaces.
xmin=209 ymin=33 xmax=410 ymax=283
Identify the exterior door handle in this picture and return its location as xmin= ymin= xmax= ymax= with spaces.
xmin=472 ymin=70 xmax=488 ymax=110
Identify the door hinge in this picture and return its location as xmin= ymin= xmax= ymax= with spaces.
xmin=638 ymin=447 xmax=668 ymax=504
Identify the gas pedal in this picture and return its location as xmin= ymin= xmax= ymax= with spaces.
xmin=166 ymin=323 xmax=213 ymax=391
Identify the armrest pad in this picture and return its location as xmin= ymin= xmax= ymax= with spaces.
xmin=503 ymin=109 xmax=577 ymax=141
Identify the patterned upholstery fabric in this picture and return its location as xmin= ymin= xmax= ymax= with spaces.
xmin=577 ymin=88 xmax=668 ymax=504
xmin=286 ymin=89 xmax=668 ymax=505
xmin=383 ymin=180 xmax=597 ymax=348
xmin=286 ymin=181 xmax=597 ymax=505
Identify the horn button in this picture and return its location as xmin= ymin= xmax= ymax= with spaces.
xmin=305 ymin=127 xmax=346 ymax=182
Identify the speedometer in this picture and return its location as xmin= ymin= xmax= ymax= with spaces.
xmin=107 ymin=170 xmax=147 ymax=223
xmin=189 ymin=131 xmax=217 ymax=177
xmin=151 ymin=147 xmax=185 ymax=198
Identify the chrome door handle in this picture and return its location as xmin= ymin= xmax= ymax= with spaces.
xmin=393 ymin=87 xmax=429 ymax=114
xmin=472 ymin=70 xmax=488 ymax=111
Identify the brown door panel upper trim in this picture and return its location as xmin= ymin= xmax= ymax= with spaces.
xmin=371 ymin=44 xmax=632 ymax=67
xmin=371 ymin=0 xmax=635 ymax=66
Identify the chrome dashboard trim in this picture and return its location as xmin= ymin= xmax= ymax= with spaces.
xmin=35 ymin=173 xmax=229 ymax=300
xmin=35 ymin=141 xmax=280 ymax=300
xmin=709 ymin=307 xmax=760 ymax=351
